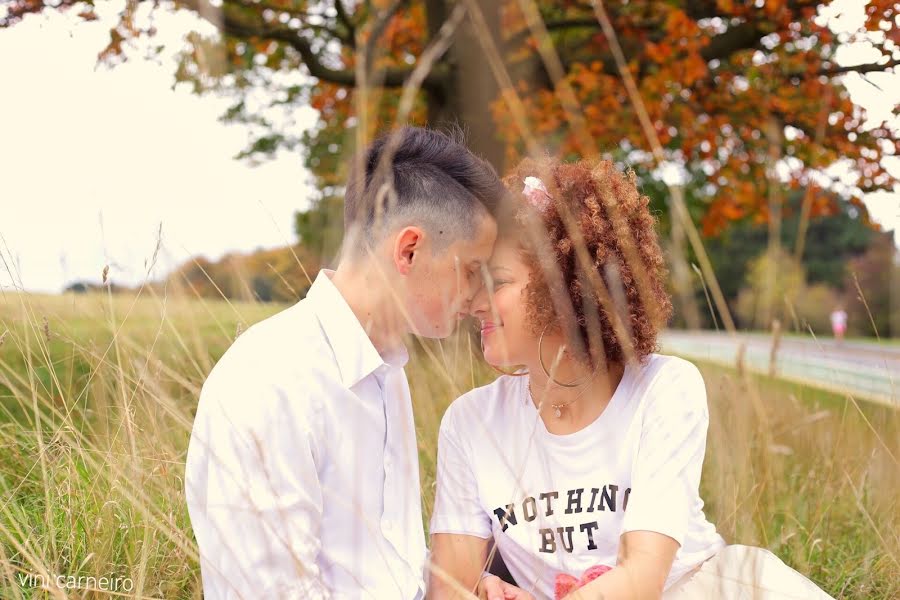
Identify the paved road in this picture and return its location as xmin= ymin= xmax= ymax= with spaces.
xmin=660 ymin=330 xmax=899 ymax=408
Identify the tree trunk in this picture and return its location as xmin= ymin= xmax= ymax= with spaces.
xmin=425 ymin=0 xmax=505 ymax=171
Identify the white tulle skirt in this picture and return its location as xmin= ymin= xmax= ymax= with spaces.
xmin=663 ymin=545 xmax=834 ymax=600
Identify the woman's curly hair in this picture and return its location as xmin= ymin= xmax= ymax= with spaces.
xmin=499 ymin=156 xmax=673 ymax=366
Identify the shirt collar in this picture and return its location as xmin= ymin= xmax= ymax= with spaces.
xmin=306 ymin=269 xmax=409 ymax=387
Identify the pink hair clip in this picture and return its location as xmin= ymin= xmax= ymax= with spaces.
xmin=522 ymin=176 xmax=551 ymax=212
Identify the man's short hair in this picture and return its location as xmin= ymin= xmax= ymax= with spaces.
xmin=343 ymin=126 xmax=504 ymax=254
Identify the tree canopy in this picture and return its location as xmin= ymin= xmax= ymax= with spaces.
xmin=5 ymin=0 xmax=897 ymax=236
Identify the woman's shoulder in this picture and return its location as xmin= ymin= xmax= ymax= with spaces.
xmin=635 ymin=353 xmax=703 ymax=381
xmin=442 ymin=373 xmax=526 ymax=430
xmin=629 ymin=353 xmax=708 ymax=412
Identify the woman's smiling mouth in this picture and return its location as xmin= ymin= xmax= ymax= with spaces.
xmin=481 ymin=322 xmax=500 ymax=336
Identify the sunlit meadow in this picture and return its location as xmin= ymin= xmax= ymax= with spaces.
xmin=0 ymin=281 xmax=897 ymax=599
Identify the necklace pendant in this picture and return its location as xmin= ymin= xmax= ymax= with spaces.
xmin=554 ymin=406 xmax=562 ymax=418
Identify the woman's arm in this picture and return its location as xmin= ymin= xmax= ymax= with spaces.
xmin=569 ymin=530 xmax=679 ymax=600
xmin=429 ymin=534 xmax=535 ymax=600
xmin=429 ymin=533 xmax=490 ymax=598
xmin=571 ymin=362 xmax=709 ymax=599
xmin=429 ymin=403 xmax=495 ymax=598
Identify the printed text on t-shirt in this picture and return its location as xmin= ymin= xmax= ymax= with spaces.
xmin=492 ymin=484 xmax=631 ymax=553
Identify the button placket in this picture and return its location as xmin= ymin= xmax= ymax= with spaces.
xmin=379 ymin=366 xmax=395 ymax=541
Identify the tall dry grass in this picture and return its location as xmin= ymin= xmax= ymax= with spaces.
xmin=2 ymin=2 xmax=897 ymax=598
xmin=0 ymin=286 xmax=897 ymax=599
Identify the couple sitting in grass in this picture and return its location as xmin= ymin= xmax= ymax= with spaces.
xmin=184 ymin=127 xmax=832 ymax=599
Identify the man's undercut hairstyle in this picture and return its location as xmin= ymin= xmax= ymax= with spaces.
xmin=343 ymin=126 xmax=504 ymax=255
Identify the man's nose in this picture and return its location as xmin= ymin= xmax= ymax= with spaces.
xmin=467 ymin=286 xmax=488 ymax=318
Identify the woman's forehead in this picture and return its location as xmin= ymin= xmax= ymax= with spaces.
xmin=488 ymin=242 xmax=521 ymax=269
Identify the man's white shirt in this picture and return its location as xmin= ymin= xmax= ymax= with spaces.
xmin=185 ymin=269 xmax=427 ymax=599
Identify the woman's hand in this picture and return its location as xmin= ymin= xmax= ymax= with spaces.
xmin=563 ymin=530 xmax=678 ymax=600
xmin=478 ymin=574 xmax=535 ymax=600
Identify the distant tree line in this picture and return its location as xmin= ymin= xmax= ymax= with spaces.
xmin=65 ymin=184 xmax=896 ymax=339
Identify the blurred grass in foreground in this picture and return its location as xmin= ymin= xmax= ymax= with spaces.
xmin=0 ymin=291 xmax=897 ymax=599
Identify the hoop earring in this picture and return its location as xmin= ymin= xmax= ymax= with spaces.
xmin=538 ymin=325 xmax=588 ymax=388
xmin=481 ymin=334 xmax=528 ymax=376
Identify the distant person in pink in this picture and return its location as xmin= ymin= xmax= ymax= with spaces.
xmin=830 ymin=307 xmax=848 ymax=343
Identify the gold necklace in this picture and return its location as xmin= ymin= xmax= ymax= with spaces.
xmin=527 ymin=379 xmax=591 ymax=418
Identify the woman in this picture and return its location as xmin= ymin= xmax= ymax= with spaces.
xmin=428 ymin=157 xmax=833 ymax=600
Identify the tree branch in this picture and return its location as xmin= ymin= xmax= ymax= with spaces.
xmin=231 ymin=0 xmax=352 ymax=44
xmin=362 ymin=0 xmax=408 ymax=66
xmin=818 ymin=58 xmax=900 ymax=76
xmin=177 ymin=0 xmax=447 ymax=90
xmin=504 ymin=18 xmax=599 ymax=50
xmin=507 ymin=15 xmax=765 ymax=84
xmin=701 ymin=22 xmax=764 ymax=62
xmin=334 ymin=0 xmax=355 ymax=37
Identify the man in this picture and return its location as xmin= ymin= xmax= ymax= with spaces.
xmin=185 ymin=126 xmax=502 ymax=599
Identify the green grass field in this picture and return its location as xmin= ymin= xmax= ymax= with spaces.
xmin=1 ymin=291 xmax=897 ymax=598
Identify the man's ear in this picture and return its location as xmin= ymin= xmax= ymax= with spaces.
xmin=393 ymin=226 xmax=425 ymax=275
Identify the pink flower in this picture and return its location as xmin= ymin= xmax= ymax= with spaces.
xmin=554 ymin=564 xmax=613 ymax=599
xmin=581 ymin=564 xmax=613 ymax=582
xmin=554 ymin=573 xmax=580 ymax=599
xmin=522 ymin=176 xmax=551 ymax=212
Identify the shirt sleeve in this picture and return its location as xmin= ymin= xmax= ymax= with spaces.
xmin=189 ymin=371 xmax=331 ymax=599
xmin=620 ymin=361 xmax=710 ymax=547
xmin=429 ymin=405 xmax=492 ymax=539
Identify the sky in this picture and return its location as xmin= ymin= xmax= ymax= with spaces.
xmin=1 ymin=0 xmax=898 ymax=295
xmin=0 ymin=2 xmax=319 ymax=294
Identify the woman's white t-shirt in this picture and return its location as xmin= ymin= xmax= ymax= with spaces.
xmin=430 ymin=354 xmax=725 ymax=598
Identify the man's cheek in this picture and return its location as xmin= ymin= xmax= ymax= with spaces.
xmin=425 ymin=296 xmax=449 ymax=324
xmin=438 ymin=281 xmax=456 ymax=310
